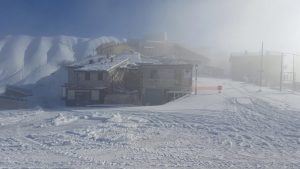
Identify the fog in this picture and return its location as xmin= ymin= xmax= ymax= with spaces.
xmin=149 ymin=0 xmax=300 ymax=53
xmin=2 ymin=0 xmax=300 ymax=54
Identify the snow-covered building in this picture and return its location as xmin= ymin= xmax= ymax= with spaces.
xmin=62 ymin=51 xmax=194 ymax=106
xmin=62 ymin=53 xmax=141 ymax=106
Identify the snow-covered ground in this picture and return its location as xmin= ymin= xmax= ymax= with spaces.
xmin=0 ymin=78 xmax=299 ymax=168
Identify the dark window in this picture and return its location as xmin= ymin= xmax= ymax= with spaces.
xmin=150 ymin=69 xmax=158 ymax=79
xmin=98 ymin=72 xmax=103 ymax=80
xmin=85 ymin=72 xmax=90 ymax=80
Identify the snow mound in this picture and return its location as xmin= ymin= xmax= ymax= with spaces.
xmin=51 ymin=113 xmax=78 ymax=126
xmin=26 ymin=134 xmax=73 ymax=146
xmin=66 ymin=112 xmax=149 ymax=144
xmin=108 ymin=113 xmax=123 ymax=123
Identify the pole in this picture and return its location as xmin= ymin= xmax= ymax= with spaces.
xmin=259 ymin=42 xmax=264 ymax=91
xmin=280 ymin=53 xmax=283 ymax=91
xmin=195 ymin=64 xmax=198 ymax=95
xmin=293 ymin=54 xmax=295 ymax=91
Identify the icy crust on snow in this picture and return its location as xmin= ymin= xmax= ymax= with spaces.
xmin=0 ymin=78 xmax=300 ymax=168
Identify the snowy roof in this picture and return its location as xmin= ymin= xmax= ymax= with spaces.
xmin=69 ymin=55 xmax=104 ymax=67
xmin=74 ymin=52 xmax=142 ymax=72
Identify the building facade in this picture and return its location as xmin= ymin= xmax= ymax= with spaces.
xmin=139 ymin=64 xmax=193 ymax=105
xmin=62 ymin=54 xmax=131 ymax=106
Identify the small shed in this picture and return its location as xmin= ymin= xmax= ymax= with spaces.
xmin=0 ymin=85 xmax=32 ymax=109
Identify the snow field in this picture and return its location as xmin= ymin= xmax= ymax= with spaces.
xmin=0 ymin=78 xmax=299 ymax=168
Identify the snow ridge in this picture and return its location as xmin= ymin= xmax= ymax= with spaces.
xmin=0 ymin=35 xmax=119 ymax=86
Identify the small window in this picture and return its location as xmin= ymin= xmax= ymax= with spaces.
xmin=85 ymin=72 xmax=90 ymax=80
xmin=150 ymin=69 xmax=158 ymax=79
xmin=98 ymin=72 xmax=103 ymax=80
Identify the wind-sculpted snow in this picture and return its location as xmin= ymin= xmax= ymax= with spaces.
xmin=0 ymin=35 xmax=119 ymax=86
xmin=0 ymin=78 xmax=299 ymax=168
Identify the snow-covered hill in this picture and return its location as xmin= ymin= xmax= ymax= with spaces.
xmin=0 ymin=35 xmax=119 ymax=87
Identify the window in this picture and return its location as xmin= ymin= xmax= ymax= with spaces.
xmin=98 ymin=72 xmax=103 ymax=80
xmin=85 ymin=72 xmax=90 ymax=80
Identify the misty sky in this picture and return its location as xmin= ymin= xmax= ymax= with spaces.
xmin=1 ymin=0 xmax=300 ymax=52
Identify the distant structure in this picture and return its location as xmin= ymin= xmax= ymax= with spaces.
xmin=0 ymin=85 xmax=32 ymax=109
xmin=127 ymin=32 xmax=209 ymax=66
xmin=96 ymin=41 xmax=132 ymax=56
xmin=229 ymin=51 xmax=281 ymax=87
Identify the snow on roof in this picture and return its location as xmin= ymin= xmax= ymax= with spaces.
xmin=74 ymin=52 xmax=142 ymax=72
xmin=69 ymin=55 xmax=104 ymax=67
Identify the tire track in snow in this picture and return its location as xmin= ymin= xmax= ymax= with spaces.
xmin=222 ymin=83 xmax=300 ymax=164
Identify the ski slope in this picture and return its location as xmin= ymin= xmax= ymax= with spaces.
xmin=0 ymin=78 xmax=299 ymax=168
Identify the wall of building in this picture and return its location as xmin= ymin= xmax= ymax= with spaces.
xmin=141 ymin=66 xmax=192 ymax=91
xmin=67 ymin=68 xmax=110 ymax=88
xmin=104 ymin=93 xmax=139 ymax=104
xmin=65 ymin=89 xmax=106 ymax=106
xmin=0 ymin=96 xmax=28 ymax=109
xmin=140 ymin=65 xmax=193 ymax=105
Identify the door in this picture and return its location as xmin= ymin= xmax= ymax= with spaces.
xmin=75 ymin=90 xmax=90 ymax=106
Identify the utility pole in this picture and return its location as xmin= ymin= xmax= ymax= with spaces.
xmin=195 ymin=64 xmax=198 ymax=95
xmin=259 ymin=42 xmax=264 ymax=91
xmin=280 ymin=53 xmax=283 ymax=91
xmin=293 ymin=54 xmax=296 ymax=91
